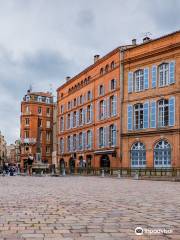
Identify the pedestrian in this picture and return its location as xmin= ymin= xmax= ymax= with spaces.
xmin=27 ymin=155 xmax=34 ymax=176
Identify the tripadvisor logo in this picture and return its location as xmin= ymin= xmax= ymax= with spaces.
xmin=135 ymin=227 xmax=143 ymax=235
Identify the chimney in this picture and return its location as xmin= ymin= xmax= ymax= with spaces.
xmin=143 ymin=36 xmax=151 ymax=43
xmin=94 ymin=54 xmax=100 ymax=63
xmin=132 ymin=39 xmax=137 ymax=45
xmin=66 ymin=76 xmax=71 ymax=82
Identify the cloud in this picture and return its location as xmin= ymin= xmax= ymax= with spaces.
xmin=0 ymin=0 xmax=179 ymax=144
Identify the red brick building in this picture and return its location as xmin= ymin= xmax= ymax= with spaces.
xmin=20 ymin=90 xmax=54 ymax=170
xmin=57 ymin=30 xmax=180 ymax=171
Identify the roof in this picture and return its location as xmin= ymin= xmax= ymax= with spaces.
xmin=27 ymin=92 xmax=53 ymax=97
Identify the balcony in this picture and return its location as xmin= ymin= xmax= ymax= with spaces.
xmin=21 ymin=138 xmax=36 ymax=144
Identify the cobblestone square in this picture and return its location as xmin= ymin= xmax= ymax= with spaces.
xmin=0 ymin=176 xmax=179 ymax=240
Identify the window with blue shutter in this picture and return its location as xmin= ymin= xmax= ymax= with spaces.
xmin=103 ymin=127 xmax=105 ymax=147
xmin=97 ymin=128 xmax=99 ymax=148
xmin=113 ymin=95 xmax=117 ymax=116
xmin=103 ymin=100 xmax=107 ymax=119
xmin=84 ymin=107 xmax=87 ymax=124
xmin=127 ymin=105 xmax=133 ymax=130
xmin=169 ymin=96 xmax=175 ymax=126
xmin=113 ymin=124 xmax=117 ymax=146
xmin=105 ymin=126 xmax=109 ymax=147
xmin=143 ymin=102 xmax=149 ymax=129
xmin=90 ymin=104 xmax=93 ymax=122
xmin=169 ymin=61 xmax=175 ymax=84
xmin=70 ymin=112 xmax=73 ymax=129
xmin=107 ymin=97 xmax=110 ymax=118
xmin=128 ymin=72 xmax=133 ymax=93
xmin=97 ymin=102 xmax=100 ymax=120
xmin=150 ymin=101 xmax=156 ymax=128
xmin=76 ymin=110 xmax=79 ymax=127
xmin=83 ymin=132 xmax=86 ymax=150
xmin=144 ymin=68 xmax=149 ymax=89
xmin=90 ymin=130 xmax=93 ymax=149
xmin=152 ymin=65 xmax=157 ymax=88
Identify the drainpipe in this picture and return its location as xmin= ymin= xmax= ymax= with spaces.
xmin=119 ymin=47 xmax=125 ymax=166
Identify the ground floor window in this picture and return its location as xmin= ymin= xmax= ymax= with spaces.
xmin=131 ymin=142 xmax=146 ymax=168
xmin=154 ymin=140 xmax=171 ymax=167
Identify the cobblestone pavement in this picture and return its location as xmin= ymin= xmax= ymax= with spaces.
xmin=0 ymin=176 xmax=179 ymax=240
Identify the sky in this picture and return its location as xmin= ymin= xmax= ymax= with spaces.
xmin=0 ymin=0 xmax=179 ymax=144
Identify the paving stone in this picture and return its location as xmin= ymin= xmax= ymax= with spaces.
xmin=0 ymin=176 xmax=179 ymax=240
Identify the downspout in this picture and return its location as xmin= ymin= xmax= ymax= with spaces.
xmin=119 ymin=47 xmax=125 ymax=166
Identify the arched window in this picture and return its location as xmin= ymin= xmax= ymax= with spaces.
xmin=87 ymin=105 xmax=92 ymax=123
xmin=100 ymin=68 xmax=104 ymax=75
xmin=105 ymin=64 xmax=109 ymax=73
xmin=134 ymin=103 xmax=144 ymax=129
xmin=99 ymin=127 xmax=104 ymax=147
xmin=134 ymin=69 xmax=144 ymax=92
xmin=79 ymin=132 xmax=83 ymax=150
xmin=159 ymin=63 xmax=169 ymax=87
xmin=99 ymin=100 xmax=105 ymax=120
xmin=87 ymin=90 xmax=91 ymax=101
xmin=154 ymin=140 xmax=171 ymax=167
xmin=111 ymin=61 xmax=115 ymax=69
xmin=131 ymin=142 xmax=146 ymax=168
xmin=73 ymin=111 xmax=76 ymax=128
xmin=60 ymin=117 xmax=64 ymax=131
xmin=158 ymin=99 xmax=169 ymax=127
xmin=87 ymin=130 xmax=92 ymax=149
xmin=99 ymin=85 xmax=104 ymax=96
xmin=60 ymin=138 xmax=64 ymax=153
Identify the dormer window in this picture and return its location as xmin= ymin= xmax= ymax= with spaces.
xmin=38 ymin=96 xmax=42 ymax=102
xmin=46 ymin=97 xmax=50 ymax=104
xmin=26 ymin=96 xmax=30 ymax=102
xmin=100 ymin=68 xmax=104 ymax=75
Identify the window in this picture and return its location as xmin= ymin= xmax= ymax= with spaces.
xmin=159 ymin=63 xmax=169 ymax=87
xmin=154 ymin=140 xmax=171 ymax=167
xmin=111 ymin=61 xmax=115 ymax=69
xmin=73 ymin=134 xmax=76 ymax=151
xmin=99 ymin=85 xmax=104 ymax=96
xmin=87 ymin=91 xmax=91 ymax=101
xmin=87 ymin=105 xmax=91 ymax=123
xmin=99 ymin=100 xmax=105 ymax=120
xmin=46 ymin=97 xmax=50 ymax=104
xmin=105 ymin=64 xmax=109 ymax=73
xmin=79 ymin=109 xmax=83 ymax=125
xmin=68 ymin=101 xmax=71 ymax=110
xmin=134 ymin=69 xmax=144 ymax=92
xmin=73 ymin=111 xmax=76 ymax=128
xmin=38 ymin=96 xmax=42 ymax=102
xmin=79 ymin=132 xmax=83 ymax=150
xmin=25 ymin=106 xmax=30 ymax=114
xmin=60 ymin=138 xmax=64 ymax=153
xmin=60 ymin=117 xmax=64 ymax=131
xmin=100 ymin=68 xmax=104 ymax=75
xmin=158 ymin=99 xmax=169 ymax=127
xmin=25 ymin=118 xmax=29 ymax=126
xmin=46 ymin=108 xmax=50 ymax=116
xmin=46 ymin=146 xmax=50 ymax=154
xmin=67 ymin=114 xmax=70 ymax=129
xmin=109 ymin=124 xmax=116 ymax=146
xmin=40 ymin=131 xmax=42 ymax=142
xmin=60 ymin=105 xmax=64 ymax=114
xmin=38 ymin=107 xmax=42 ymax=115
xmin=109 ymin=95 xmax=117 ymax=117
xmin=67 ymin=136 xmax=71 ymax=152
xmin=80 ymin=95 xmax=83 ymax=104
xmin=46 ymin=120 xmax=50 ymax=128
xmin=87 ymin=130 xmax=92 ymax=149
xmin=38 ymin=119 xmax=42 ymax=127
xmin=134 ymin=104 xmax=144 ymax=129
xmin=99 ymin=127 xmax=104 ymax=147
xmin=73 ymin=98 xmax=77 ymax=107
xmin=46 ymin=132 xmax=51 ymax=142
xmin=110 ymin=79 xmax=116 ymax=90
xmin=131 ymin=142 xmax=146 ymax=167
xmin=26 ymin=95 xmax=30 ymax=101
xmin=24 ymin=130 xmax=29 ymax=139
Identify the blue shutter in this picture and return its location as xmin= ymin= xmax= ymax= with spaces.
xmin=143 ymin=101 xmax=149 ymax=129
xmin=150 ymin=101 xmax=156 ymax=128
xmin=62 ymin=139 xmax=64 ymax=153
xmin=83 ymin=132 xmax=86 ymax=150
xmin=97 ymin=102 xmax=100 ymax=120
xmin=70 ymin=135 xmax=73 ymax=152
xmin=84 ymin=107 xmax=87 ymax=124
xmin=128 ymin=72 xmax=133 ymax=93
xmin=97 ymin=128 xmax=99 ymax=148
xmin=105 ymin=126 xmax=109 ymax=147
xmin=103 ymin=128 xmax=105 ymax=147
xmin=76 ymin=110 xmax=79 ymax=127
xmin=107 ymin=97 xmax=110 ymax=118
xmin=113 ymin=124 xmax=117 ymax=146
xmin=70 ymin=112 xmax=73 ymax=128
xmin=169 ymin=96 xmax=175 ymax=126
xmin=114 ymin=95 xmax=117 ymax=116
xmin=127 ymin=105 xmax=133 ymax=131
xmin=90 ymin=104 xmax=93 ymax=123
xmin=144 ymin=68 xmax=149 ymax=89
xmin=103 ymin=100 xmax=106 ymax=119
xmin=90 ymin=130 xmax=92 ymax=149
xmin=152 ymin=65 xmax=157 ymax=88
xmin=169 ymin=61 xmax=175 ymax=84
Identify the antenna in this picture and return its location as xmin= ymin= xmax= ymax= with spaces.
xmin=141 ymin=32 xmax=152 ymax=38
